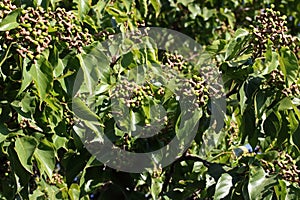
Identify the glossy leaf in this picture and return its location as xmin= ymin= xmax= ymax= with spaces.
xmin=214 ymin=173 xmax=233 ymax=199
xmin=74 ymin=0 xmax=91 ymax=20
xmin=0 ymin=9 xmax=19 ymax=31
xmin=248 ymin=166 xmax=276 ymax=199
xmin=68 ymin=184 xmax=80 ymax=200
xmin=29 ymin=58 xmax=53 ymax=101
xmin=150 ymin=0 xmax=161 ymax=17
xmin=34 ymin=139 xmax=55 ymax=178
xmin=72 ymin=97 xmax=100 ymax=122
xmin=225 ymin=28 xmax=249 ymax=60
xmin=14 ymin=136 xmax=38 ymax=173
xmin=279 ymin=47 xmax=299 ymax=87
xmin=76 ymin=54 xmax=97 ymax=95
xmin=0 ymin=123 xmax=9 ymax=143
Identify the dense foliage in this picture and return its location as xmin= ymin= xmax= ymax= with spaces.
xmin=1 ymin=0 xmax=300 ymax=199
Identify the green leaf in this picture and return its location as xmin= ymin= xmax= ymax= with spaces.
xmin=18 ymin=57 xmax=33 ymax=95
xmin=29 ymin=189 xmax=45 ymax=199
xmin=150 ymin=0 xmax=161 ymax=17
xmin=74 ymin=0 xmax=91 ymax=20
xmin=52 ymin=135 xmax=68 ymax=150
xmin=8 ymin=146 xmax=31 ymax=186
xmin=279 ymin=47 xmax=299 ymax=87
xmin=255 ymin=150 xmax=279 ymax=161
xmin=14 ymin=136 xmax=38 ymax=173
xmin=264 ymin=46 xmax=279 ymax=74
xmin=206 ymin=39 xmax=227 ymax=53
xmin=0 ymin=9 xmax=19 ymax=31
xmin=50 ymin=0 xmax=62 ymax=9
xmin=278 ymin=97 xmax=294 ymax=110
xmin=105 ymin=7 xmax=127 ymax=22
xmin=263 ymin=111 xmax=281 ymax=139
xmin=0 ymin=123 xmax=9 ymax=143
xmin=64 ymin=150 xmax=90 ymax=185
xmin=214 ymin=173 xmax=233 ymax=199
xmin=76 ymin=54 xmax=98 ymax=95
xmin=72 ymin=97 xmax=100 ymax=122
xmin=34 ymin=139 xmax=55 ymax=178
xmin=187 ymin=4 xmax=201 ymax=19
xmin=241 ymin=106 xmax=256 ymax=145
xmin=274 ymin=180 xmax=287 ymax=200
xmin=286 ymin=184 xmax=300 ymax=199
xmin=68 ymin=184 xmax=80 ymax=200
xmin=0 ymin=42 xmax=14 ymax=77
xmin=150 ymin=175 xmax=163 ymax=199
xmin=225 ymin=28 xmax=249 ymax=60
xmin=140 ymin=0 xmax=148 ymax=17
xmin=177 ymin=0 xmax=194 ymax=6
xmin=30 ymin=58 xmax=53 ymax=101
xmin=221 ymin=8 xmax=235 ymax=29
xmin=201 ymin=7 xmax=215 ymax=21
xmin=33 ymin=0 xmax=46 ymax=7
xmin=248 ymin=166 xmax=276 ymax=199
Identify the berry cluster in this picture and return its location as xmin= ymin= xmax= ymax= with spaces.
xmin=282 ymin=83 xmax=300 ymax=97
xmin=1 ymin=3 xmax=93 ymax=60
xmin=177 ymin=75 xmax=209 ymax=106
xmin=0 ymin=0 xmax=16 ymax=18
xmin=53 ymin=7 xmax=93 ymax=52
xmin=263 ymin=69 xmax=300 ymax=97
xmin=163 ymin=52 xmax=217 ymax=106
xmin=252 ymin=8 xmax=299 ymax=58
xmin=262 ymin=152 xmax=300 ymax=185
xmin=114 ymin=79 xmax=165 ymax=109
xmin=0 ymin=156 xmax=10 ymax=180
xmin=49 ymin=173 xmax=64 ymax=185
xmin=163 ymin=52 xmax=194 ymax=76
xmin=9 ymin=7 xmax=52 ymax=59
xmin=264 ymin=69 xmax=285 ymax=88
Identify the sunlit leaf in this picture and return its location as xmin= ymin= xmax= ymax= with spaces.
xmin=214 ymin=173 xmax=233 ymax=199
xmin=14 ymin=136 xmax=38 ymax=173
xmin=30 ymin=58 xmax=53 ymax=101
xmin=74 ymin=0 xmax=91 ymax=20
xmin=0 ymin=9 xmax=19 ymax=31
xmin=248 ymin=166 xmax=276 ymax=199
xmin=279 ymin=47 xmax=299 ymax=87
xmin=34 ymin=139 xmax=55 ymax=178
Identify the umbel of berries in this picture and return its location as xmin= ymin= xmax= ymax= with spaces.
xmin=252 ymin=8 xmax=299 ymax=58
xmin=0 ymin=0 xmax=16 ymax=18
xmin=1 ymin=3 xmax=93 ymax=60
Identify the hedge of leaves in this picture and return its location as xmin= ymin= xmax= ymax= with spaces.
xmin=1 ymin=0 xmax=300 ymax=199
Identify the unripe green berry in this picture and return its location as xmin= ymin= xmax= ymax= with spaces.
xmin=33 ymin=40 xmax=39 ymax=46
xmin=35 ymin=54 xmax=41 ymax=59
xmin=27 ymin=53 xmax=34 ymax=60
